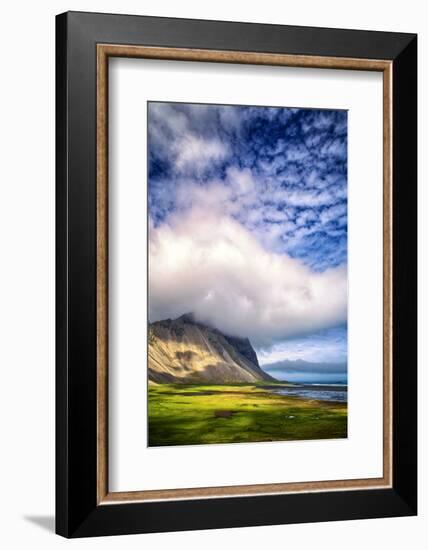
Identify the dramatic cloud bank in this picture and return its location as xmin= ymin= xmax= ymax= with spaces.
xmin=149 ymin=209 xmax=347 ymax=347
xmin=148 ymin=102 xmax=348 ymax=359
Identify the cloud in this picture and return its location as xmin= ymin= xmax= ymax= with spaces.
xmin=174 ymin=135 xmax=228 ymax=175
xmin=149 ymin=208 xmax=347 ymax=347
xmin=147 ymin=103 xmax=349 ymax=350
xmin=257 ymin=325 xmax=347 ymax=364
xmin=148 ymin=102 xmax=348 ymax=272
xmin=148 ymin=102 xmax=228 ymax=178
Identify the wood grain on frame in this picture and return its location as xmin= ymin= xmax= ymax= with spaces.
xmin=97 ymin=46 xmax=109 ymax=503
xmin=96 ymin=44 xmax=393 ymax=504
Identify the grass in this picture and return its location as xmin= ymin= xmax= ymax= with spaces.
xmin=148 ymin=383 xmax=347 ymax=446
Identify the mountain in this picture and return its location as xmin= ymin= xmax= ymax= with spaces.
xmin=262 ymin=358 xmax=347 ymax=384
xmin=263 ymin=358 xmax=347 ymax=374
xmin=148 ymin=313 xmax=275 ymax=384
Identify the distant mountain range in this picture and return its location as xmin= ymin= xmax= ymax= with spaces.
xmin=148 ymin=313 xmax=275 ymax=384
xmin=262 ymin=358 xmax=347 ymax=374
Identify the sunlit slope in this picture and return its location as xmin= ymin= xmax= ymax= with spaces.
xmin=148 ymin=314 xmax=275 ymax=384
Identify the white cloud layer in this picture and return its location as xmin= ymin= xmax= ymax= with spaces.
xmin=149 ymin=208 xmax=347 ymax=347
xmin=148 ymin=103 xmax=228 ymax=177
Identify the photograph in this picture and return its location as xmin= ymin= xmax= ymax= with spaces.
xmin=147 ymin=101 xmax=348 ymax=446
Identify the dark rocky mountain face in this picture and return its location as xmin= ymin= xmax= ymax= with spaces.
xmin=221 ymin=334 xmax=260 ymax=367
xmin=148 ymin=314 xmax=275 ymax=384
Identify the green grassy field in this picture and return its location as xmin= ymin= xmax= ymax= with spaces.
xmin=148 ymin=383 xmax=347 ymax=446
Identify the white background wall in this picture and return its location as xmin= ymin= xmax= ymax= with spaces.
xmin=0 ymin=1 xmax=424 ymax=548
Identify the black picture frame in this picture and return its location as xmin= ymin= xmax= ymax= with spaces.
xmin=56 ymin=11 xmax=417 ymax=538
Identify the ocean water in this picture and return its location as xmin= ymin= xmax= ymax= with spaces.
xmin=270 ymin=384 xmax=347 ymax=403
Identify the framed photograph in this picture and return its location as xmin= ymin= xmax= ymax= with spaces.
xmin=56 ymin=11 xmax=417 ymax=537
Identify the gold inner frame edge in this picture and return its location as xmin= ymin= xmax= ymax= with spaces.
xmin=96 ymin=44 xmax=393 ymax=505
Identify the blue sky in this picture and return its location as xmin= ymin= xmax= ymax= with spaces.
xmin=148 ymin=102 xmax=348 ymax=374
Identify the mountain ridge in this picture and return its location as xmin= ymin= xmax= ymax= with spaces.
xmin=148 ymin=313 xmax=275 ymax=384
xmin=263 ymin=358 xmax=347 ymax=374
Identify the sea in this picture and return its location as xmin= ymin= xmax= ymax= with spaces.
xmin=269 ymin=383 xmax=348 ymax=403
